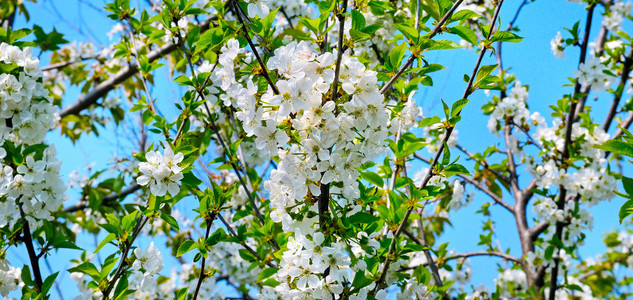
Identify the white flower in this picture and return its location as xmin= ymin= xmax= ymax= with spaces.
xmin=136 ymin=148 xmax=185 ymax=196
xmin=132 ymin=242 xmax=164 ymax=276
xmin=550 ymin=31 xmax=565 ymax=58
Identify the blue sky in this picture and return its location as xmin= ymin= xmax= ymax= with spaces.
xmin=9 ymin=0 xmax=632 ymax=298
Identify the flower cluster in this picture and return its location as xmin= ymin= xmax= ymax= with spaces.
xmin=486 ymin=81 xmax=537 ymax=135
xmin=493 ymin=269 xmax=528 ymax=298
xmin=573 ymin=57 xmax=616 ymax=92
xmin=201 ymin=36 xmax=402 ymax=297
xmin=0 ymin=259 xmax=20 ymax=297
xmin=529 ymin=120 xmax=617 ymax=206
xmin=550 ymin=31 xmax=565 ymax=59
xmin=602 ymin=2 xmax=633 ymax=32
xmin=136 ymin=147 xmax=184 ymax=196
xmin=0 ymin=43 xmax=65 ymax=227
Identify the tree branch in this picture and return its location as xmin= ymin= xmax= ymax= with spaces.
xmin=216 ymin=214 xmax=276 ymax=268
xmin=414 ymin=153 xmax=514 ymax=213
xmin=603 ymin=47 xmax=633 ymax=132
xmin=17 ymin=196 xmax=43 ymax=294
xmin=548 ymin=5 xmax=596 ymax=299
xmin=231 ymin=0 xmax=278 ymax=95
xmin=63 ymin=183 xmax=141 ymax=213
xmin=373 ymin=0 xmax=505 ymax=291
xmin=455 ymin=144 xmax=511 ymax=184
xmin=444 ymin=251 xmax=522 ymax=264
xmin=379 ymin=0 xmax=464 ymax=94
xmin=58 ymin=16 xmax=216 ymax=118
xmin=103 ymin=215 xmax=149 ymax=299
xmin=192 ymin=213 xmax=217 ymax=300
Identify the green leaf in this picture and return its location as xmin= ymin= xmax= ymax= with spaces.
xmin=95 ymin=233 xmax=117 ymax=253
xmin=347 ymin=212 xmax=380 ymax=224
xmin=428 ymin=40 xmax=461 ymax=50
xmin=595 ymin=140 xmax=633 ymax=157
xmin=177 ymin=240 xmax=197 ymax=257
xmin=238 ymin=249 xmax=257 ymax=261
xmin=21 ymin=265 xmax=34 ymax=286
xmin=113 ymin=273 xmax=129 ymax=299
xmin=450 ymin=10 xmax=481 ymax=22
xmin=205 ymin=228 xmax=226 ymax=247
xmin=619 ymin=199 xmax=633 ymax=224
xmin=175 ymin=287 xmax=189 ymax=300
xmin=68 ymin=262 xmax=101 ymax=281
xmin=622 ymin=176 xmax=633 ymax=196
xmin=351 ymin=9 xmax=366 ymax=30
xmin=257 ymin=267 xmax=279 ymax=282
xmin=475 ymin=64 xmax=497 ymax=87
xmin=41 ymin=272 xmax=59 ymax=295
xmin=361 ymin=171 xmax=384 ymax=187
xmin=441 ymin=144 xmax=451 ymax=166
xmin=444 ymin=164 xmax=470 ymax=177
xmin=389 ymin=43 xmax=407 ymax=70
xmin=397 ymin=142 xmax=425 ymax=159
xmin=451 ymin=99 xmax=469 ymax=118
xmin=449 ymin=25 xmax=477 ymax=45
xmin=181 ymin=172 xmax=203 ymax=188
xmin=489 ymin=31 xmax=523 ymax=43
xmin=161 ymin=213 xmax=180 ymax=232
xmin=394 ymin=23 xmax=419 ymax=42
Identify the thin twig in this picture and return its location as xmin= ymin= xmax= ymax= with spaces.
xmin=103 ymin=216 xmax=149 ymax=299
xmin=58 ymin=16 xmax=217 ymax=118
xmin=548 ymin=5 xmax=596 ymax=299
xmin=192 ymin=213 xmax=217 ymax=300
xmin=379 ymin=0 xmax=464 ymax=94
xmin=17 ymin=196 xmax=43 ymax=294
xmin=414 ymin=154 xmax=514 ymax=213
xmin=63 ymin=183 xmax=141 ymax=213
xmin=126 ymin=19 xmax=158 ymax=114
xmin=41 ymin=56 xmax=96 ymax=72
xmin=603 ymin=47 xmax=633 ymax=132
xmin=231 ymin=0 xmax=279 ymax=95
xmin=217 ymin=214 xmax=277 ymax=268
xmin=444 ymin=251 xmax=522 ymax=264
xmin=372 ymin=1 xmax=505 ymax=292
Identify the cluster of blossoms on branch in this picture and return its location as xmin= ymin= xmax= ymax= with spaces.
xmin=0 ymin=41 xmax=65 ymax=296
xmin=4 ymin=0 xmax=633 ymax=298
xmin=0 ymin=43 xmax=65 ymax=227
xmin=137 ymin=147 xmax=184 ymax=196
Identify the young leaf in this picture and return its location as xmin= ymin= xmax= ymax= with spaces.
xmin=489 ymin=31 xmax=523 ymax=43
xmin=177 ymin=240 xmax=197 ymax=257
xmin=619 ymin=199 xmax=633 ymax=224
xmin=95 ymin=233 xmax=117 ymax=253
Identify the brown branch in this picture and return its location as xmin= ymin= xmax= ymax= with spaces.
xmin=63 ymin=183 xmax=141 ymax=213
xmin=413 ymin=154 xmax=514 ymax=213
xmin=416 ymin=213 xmax=445 ymax=290
xmin=216 ymin=214 xmax=276 ymax=268
xmin=444 ymin=251 xmax=522 ymax=264
xmin=103 ymin=216 xmax=149 ymax=299
xmin=373 ymin=0 xmax=505 ymax=291
xmin=192 ymin=213 xmax=217 ymax=300
xmin=231 ymin=0 xmax=278 ymax=95
xmin=529 ymin=221 xmax=549 ymax=240
xmin=548 ymin=5 xmax=597 ymax=299
xmin=379 ymin=0 xmax=464 ymax=94
xmin=17 ymin=196 xmax=43 ymax=294
xmin=42 ymin=56 xmax=96 ymax=72
xmin=603 ymin=47 xmax=633 ymax=132
xmin=126 ymin=19 xmax=158 ymax=114
xmin=58 ymin=16 xmax=216 ymax=118
xmin=455 ymin=144 xmax=511 ymax=184
xmin=612 ymin=111 xmax=633 ymax=141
